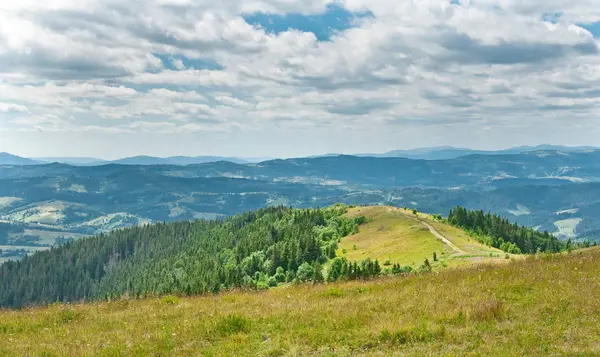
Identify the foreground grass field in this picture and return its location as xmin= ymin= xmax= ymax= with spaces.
xmin=2 ymin=248 xmax=600 ymax=356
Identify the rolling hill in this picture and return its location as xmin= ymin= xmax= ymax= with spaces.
xmin=1 ymin=236 xmax=597 ymax=355
xmin=0 ymin=204 xmax=566 ymax=309
xmin=1 ymin=149 xmax=600 ymax=265
xmin=0 ymin=153 xmax=41 ymax=166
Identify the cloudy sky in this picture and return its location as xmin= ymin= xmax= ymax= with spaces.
xmin=0 ymin=0 xmax=599 ymax=159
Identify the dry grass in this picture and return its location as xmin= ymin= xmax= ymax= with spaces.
xmin=340 ymin=206 xmax=510 ymax=268
xmin=338 ymin=206 xmax=450 ymax=267
xmin=2 ymin=248 xmax=600 ymax=356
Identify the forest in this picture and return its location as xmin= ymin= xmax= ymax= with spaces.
xmin=0 ymin=205 xmax=375 ymax=308
xmin=446 ymin=206 xmax=577 ymax=254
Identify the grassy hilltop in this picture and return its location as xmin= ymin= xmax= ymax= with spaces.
xmin=338 ymin=206 xmax=509 ymax=268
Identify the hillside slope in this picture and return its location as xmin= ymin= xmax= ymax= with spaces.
xmin=338 ymin=206 xmax=507 ymax=268
xmin=1 ymin=248 xmax=599 ymax=356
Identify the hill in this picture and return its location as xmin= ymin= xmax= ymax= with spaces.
xmin=1 ymin=246 xmax=599 ymax=356
xmin=0 ymin=204 xmax=567 ymax=309
xmin=337 ymin=206 xmax=506 ymax=268
xmin=377 ymin=144 xmax=596 ymax=160
xmin=0 ymin=153 xmax=41 ymax=166
xmin=1 ymin=150 xmax=600 ymax=257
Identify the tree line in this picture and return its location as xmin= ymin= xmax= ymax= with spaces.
xmin=0 ymin=205 xmax=369 ymax=308
xmin=446 ymin=206 xmax=587 ymax=254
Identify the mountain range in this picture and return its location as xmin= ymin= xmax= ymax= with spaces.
xmin=2 ymin=145 xmax=597 ymax=166
xmin=1 ymin=147 xmax=600 ymax=263
xmin=0 ymin=153 xmax=273 ymax=166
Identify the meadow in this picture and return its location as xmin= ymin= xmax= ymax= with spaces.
xmin=1 ymin=248 xmax=599 ymax=356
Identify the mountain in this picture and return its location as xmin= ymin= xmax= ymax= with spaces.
xmin=107 ymin=155 xmax=250 ymax=165
xmin=0 ymin=153 xmax=41 ymax=166
xmin=34 ymin=157 xmax=108 ymax=165
xmin=1 ymin=149 xmax=600 ymax=261
xmin=377 ymin=145 xmax=598 ymax=160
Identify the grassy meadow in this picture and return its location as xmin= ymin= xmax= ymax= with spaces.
xmin=339 ymin=206 xmax=509 ymax=268
xmin=1 ymin=248 xmax=600 ymax=356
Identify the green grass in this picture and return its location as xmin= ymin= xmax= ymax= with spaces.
xmin=2 ymin=248 xmax=600 ymax=356
xmin=339 ymin=206 xmax=510 ymax=268
xmin=339 ymin=206 xmax=450 ymax=267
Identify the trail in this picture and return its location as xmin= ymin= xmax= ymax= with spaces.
xmin=417 ymin=219 xmax=465 ymax=254
xmin=390 ymin=207 xmax=467 ymax=255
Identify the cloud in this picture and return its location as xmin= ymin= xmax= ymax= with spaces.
xmin=1 ymin=0 xmax=600 ymax=158
xmin=0 ymin=103 xmax=29 ymax=113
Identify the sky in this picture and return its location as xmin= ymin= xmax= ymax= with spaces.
xmin=1 ymin=0 xmax=600 ymax=159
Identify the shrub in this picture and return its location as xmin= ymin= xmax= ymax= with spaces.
xmin=323 ymin=287 xmax=344 ymax=298
xmin=216 ymin=315 xmax=250 ymax=336
xmin=58 ymin=308 xmax=77 ymax=324
xmin=160 ymin=295 xmax=180 ymax=305
xmin=418 ymin=259 xmax=432 ymax=273
xmin=296 ymin=262 xmax=314 ymax=282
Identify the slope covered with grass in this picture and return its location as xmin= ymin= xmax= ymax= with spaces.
xmin=338 ymin=206 xmax=509 ymax=268
xmin=2 ymin=248 xmax=599 ymax=356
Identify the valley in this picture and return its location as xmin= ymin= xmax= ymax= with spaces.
xmin=0 ymin=149 xmax=599 ymax=262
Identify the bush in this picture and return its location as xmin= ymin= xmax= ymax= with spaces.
xmin=58 ymin=308 xmax=77 ymax=324
xmin=323 ymin=287 xmax=344 ymax=298
xmin=160 ymin=295 xmax=180 ymax=305
xmin=216 ymin=315 xmax=251 ymax=336
xmin=274 ymin=267 xmax=286 ymax=283
xmin=418 ymin=259 xmax=432 ymax=273
xmin=296 ymin=262 xmax=314 ymax=282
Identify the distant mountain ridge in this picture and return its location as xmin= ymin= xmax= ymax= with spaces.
xmin=3 ymin=145 xmax=597 ymax=166
xmin=28 ymin=156 xmax=271 ymax=166
xmin=364 ymin=145 xmax=598 ymax=160
xmin=0 ymin=153 xmax=42 ymax=166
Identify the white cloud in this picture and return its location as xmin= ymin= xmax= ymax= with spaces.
xmin=0 ymin=103 xmax=29 ymax=113
xmin=1 ymin=0 xmax=600 ymax=157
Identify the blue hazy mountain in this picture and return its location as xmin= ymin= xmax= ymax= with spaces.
xmin=376 ymin=145 xmax=597 ymax=160
xmin=35 ymin=157 xmax=108 ymax=165
xmin=2 ymin=148 xmax=600 ymax=250
xmin=108 ymin=155 xmax=251 ymax=165
xmin=0 ymin=153 xmax=42 ymax=165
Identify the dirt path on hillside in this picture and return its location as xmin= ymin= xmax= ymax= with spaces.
xmin=417 ymin=219 xmax=466 ymax=254
xmin=389 ymin=207 xmax=467 ymax=255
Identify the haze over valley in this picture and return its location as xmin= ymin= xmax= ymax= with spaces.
xmin=1 ymin=145 xmax=599 ymax=263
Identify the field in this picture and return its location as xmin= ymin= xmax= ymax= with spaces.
xmin=338 ymin=206 xmax=507 ymax=268
xmin=1 ymin=248 xmax=599 ymax=356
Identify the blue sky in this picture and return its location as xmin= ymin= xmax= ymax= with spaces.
xmin=243 ymin=4 xmax=373 ymax=41
xmin=580 ymin=22 xmax=600 ymax=38
xmin=0 ymin=0 xmax=599 ymax=159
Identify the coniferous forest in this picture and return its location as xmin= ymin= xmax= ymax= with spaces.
xmin=1 ymin=204 xmax=584 ymax=309
xmin=0 ymin=205 xmax=373 ymax=309
xmin=447 ymin=206 xmax=570 ymax=254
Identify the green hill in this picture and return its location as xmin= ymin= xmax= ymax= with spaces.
xmin=338 ymin=206 xmax=507 ymax=268
xmin=1 ymin=247 xmax=599 ymax=356
xmin=0 ymin=204 xmax=586 ymax=355
xmin=0 ymin=204 xmax=569 ymax=309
